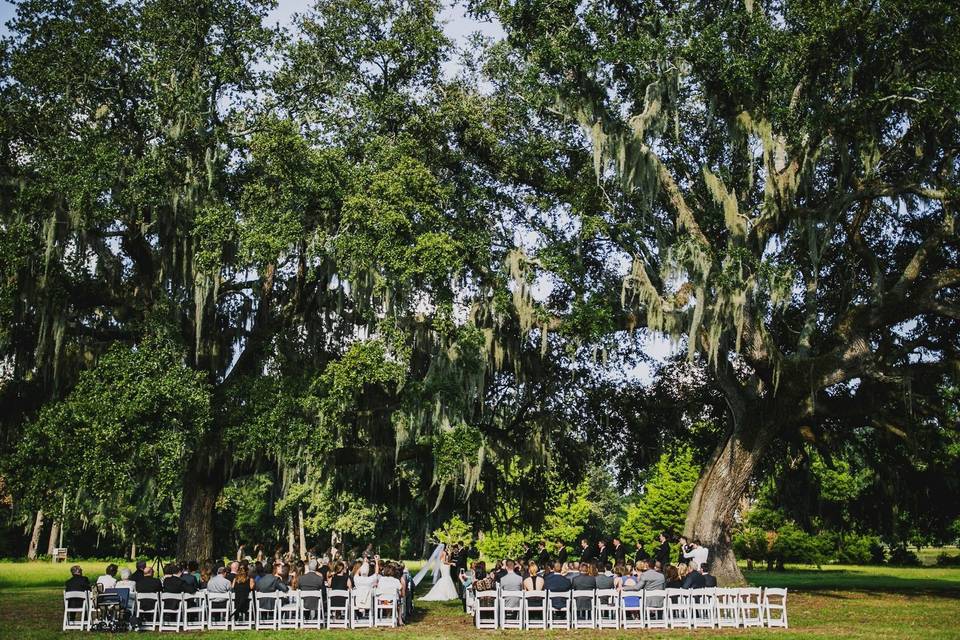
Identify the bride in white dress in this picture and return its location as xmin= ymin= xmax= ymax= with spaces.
xmin=417 ymin=544 xmax=460 ymax=601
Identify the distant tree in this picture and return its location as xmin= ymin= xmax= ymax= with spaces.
xmin=620 ymin=447 xmax=699 ymax=547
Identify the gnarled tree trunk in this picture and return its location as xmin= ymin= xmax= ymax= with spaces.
xmin=27 ymin=510 xmax=44 ymax=559
xmin=176 ymin=465 xmax=220 ymax=561
xmin=46 ymin=520 xmax=61 ymax=556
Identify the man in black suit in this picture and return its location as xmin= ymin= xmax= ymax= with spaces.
xmin=520 ymin=542 xmax=533 ymax=565
xmin=64 ymin=565 xmax=91 ymax=610
xmin=682 ymin=562 xmax=706 ymax=589
xmin=554 ymin=541 xmax=568 ymax=565
xmin=535 ymin=541 xmax=550 ymax=569
xmin=701 ymin=563 xmax=717 ymax=587
xmin=179 ymin=564 xmax=199 ymax=594
xmin=596 ymin=539 xmax=610 ymax=567
xmin=578 ymin=538 xmax=595 ymax=564
xmin=452 ymin=543 xmax=470 ymax=598
xmin=162 ymin=564 xmax=185 ymax=594
xmin=543 ymin=561 xmax=571 ymax=612
xmin=611 ymin=537 xmax=627 ymax=566
xmin=655 ymin=532 xmax=671 ymax=569
xmin=138 ymin=567 xmax=162 ymax=593
xmin=634 ymin=541 xmax=650 ymax=564
xmin=131 ymin=560 xmax=147 ymax=587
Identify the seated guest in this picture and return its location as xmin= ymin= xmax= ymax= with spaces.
xmin=64 ymin=565 xmax=91 ymax=610
xmin=523 ymin=562 xmax=544 ymax=592
xmin=571 ymin=562 xmax=597 ymax=617
xmin=637 ymin=559 xmax=666 ymax=592
xmin=138 ymin=567 xmax=162 ymax=594
xmin=253 ymin=561 xmax=265 ymax=585
xmin=96 ymin=563 xmax=118 ymax=590
xmin=179 ymin=563 xmax=199 ymax=593
xmin=664 ymin=565 xmax=682 ymax=589
xmin=225 ymin=561 xmax=239 ymax=583
xmin=677 ymin=562 xmax=690 ymax=584
xmin=543 ymin=561 xmax=571 ymax=611
xmin=299 ymin=559 xmax=327 ymax=619
xmin=702 ymin=563 xmax=717 ymax=587
xmin=131 ymin=560 xmax=147 ymax=586
xmin=162 ymin=564 xmax=185 ymax=594
xmin=376 ymin=564 xmax=404 ymax=623
xmin=114 ymin=568 xmax=138 ymax=612
xmin=206 ymin=566 xmax=233 ymax=594
xmin=199 ymin=561 xmax=213 ymax=589
xmin=564 ymin=561 xmax=580 ymax=578
xmin=682 ymin=561 xmax=706 ymax=589
xmin=328 ymin=561 xmax=352 ymax=609
xmin=596 ymin=562 xmax=615 ymax=590
xmin=256 ymin=562 xmax=290 ymax=594
xmin=499 ymin=560 xmax=524 ymax=611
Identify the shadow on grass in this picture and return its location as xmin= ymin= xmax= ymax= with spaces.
xmin=745 ymin=568 xmax=960 ymax=597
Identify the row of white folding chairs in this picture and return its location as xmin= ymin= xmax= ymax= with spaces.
xmin=473 ymin=586 xmax=787 ymax=630
xmin=64 ymin=587 xmax=402 ymax=631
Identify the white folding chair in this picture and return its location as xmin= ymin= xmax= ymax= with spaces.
xmin=278 ymin=590 xmax=301 ymax=629
xmin=596 ymin=588 xmax=619 ymax=629
xmin=158 ymin=593 xmax=183 ymax=632
xmin=374 ymin=588 xmax=400 ymax=627
xmin=135 ymin=592 xmax=159 ymax=631
xmin=546 ymin=590 xmax=572 ymax=629
xmin=206 ymin=592 xmax=232 ymax=630
xmin=643 ymin=589 xmax=668 ymax=629
xmin=182 ymin=592 xmax=206 ymax=630
xmin=523 ymin=590 xmax=547 ymax=629
xmin=326 ymin=589 xmax=350 ymax=629
xmin=63 ymin=591 xmax=90 ymax=631
xmin=474 ymin=589 xmax=499 ymax=629
xmin=350 ymin=587 xmax=374 ymax=628
xmin=691 ymin=587 xmax=716 ymax=628
xmin=763 ymin=587 xmax=788 ymax=628
xmin=254 ymin=592 xmax=279 ymax=630
xmin=667 ymin=588 xmax=692 ymax=628
xmin=500 ymin=589 xmax=524 ymax=629
xmin=572 ymin=589 xmax=596 ymax=629
xmin=299 ymin=589 xmax=326 ymax=629
xmin=715 ymin=587 xmax=739 ymax=627
xmin=739 ymin=587 xmax=764 ymax=627
xmin=620 ymin=588 xmax=644 ymax=629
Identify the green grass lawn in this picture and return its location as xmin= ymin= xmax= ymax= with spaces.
xmin=1 ymin=561 xmax=958 ymax=639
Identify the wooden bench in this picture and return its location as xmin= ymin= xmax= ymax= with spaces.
xmin=52 ymin=547 xmax=68 ymax=562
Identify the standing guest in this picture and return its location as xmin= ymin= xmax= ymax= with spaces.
xmin=232 ymin=565 xmax=255 ymax=621
xmin=702 ymin=563 xmax=717 ymax=587
xmin=655 ymin=532 xmax=671 ymax=569
xmin=571 ymin=562 xmax=597 ymax=618
xmin=682 ymin=561 xmax=706 ymax=589
xmin=64 ymin=565 xmax=91 ymax=610
xmin=596 ymin=539 xmax=610 ymax=568
xmin=683 ymin=539 xmax=709 ymax=567
xmin=611 ymin=538 xmax=627 ymax=566
xmin=578 ymin=538 xmax=595 ymax=564
xmin=131 ymin=560 xmax=147 ymax=586
xmin=677 ymin=536 xmax=691 ymax=566
xmin=207 ymin=566 xmax=233 ymax=594
xmin=633 ymin=540 xmax=650 ymax=564
xmin=520 ymin=542 xmax=533 ymax=565
xmin=459 ymin=563 xmax=476 ymax=613
xmin=536 ymin=541 xmax=550 ymax=569
xmin=543 ymin=561 xmax=571 ymax=612
xmin=554 ymin=541 xmax=568 ymax=565
xmin=138 ymin=567 xmax=162 ymax=593
xmin=96 ymin=564 xmax=118 ymax=590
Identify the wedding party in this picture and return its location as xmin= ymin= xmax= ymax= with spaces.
xmin=1 ymin=0 xmax=959 ymax=638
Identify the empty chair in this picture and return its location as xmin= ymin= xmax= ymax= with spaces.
xmin=206 ymin=592 xmax=232 ymax=631
xmin=350 ymin=587 xmax=374 ymax=628
xmin=763 ymin=587 xmax=788 ymax=628
xmin=523 ymin=590 xmax=547 ymax=630
xmin=326 ymin=589 xmax=350 ymax=629
xmin=690 ymin=587 xmax=716 ymax=628
xmin=666 ymin=588 xmax=692 ymax=628
xmin=595 ymin=588 xmax=619 ymax=629
xmin=739 ymin=587 xmax=764 ymax=628
xmin=158 ymin=593 xmax=183 ymax=632
xmin=572 ymin=589 xmax=596 ymax=629
xmin=547 ymin=590 xmax=572 ymax=629
xmin=135 ymin=592 xmax=159 ymax=632
xmin=474 ymin=589 xmax=499 ymax=629
xmin=299 ymin=589 xmax=326 ymax=629
xmin=374 ymin=587 xmax=400 ymax=627
xmin=63 ymin=591 xmax=90 ymax=631
xmin=500 ymin=588 xmax=524 ymax=629
xmin=182 ymin=592 xmax=206 ymax=631
xmin=277 ymin=590 xmax=300 ymax=629
xmin=643 ymin=589 xmax=668 ymax=629
xmin=254 ymin=592 xmax=279 ymax=630
xmin=714 ymin=588 xmax=739 ymax=628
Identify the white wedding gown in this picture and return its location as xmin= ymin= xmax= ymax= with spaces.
xmin=417 ymin=546 xmax=460 ymax=601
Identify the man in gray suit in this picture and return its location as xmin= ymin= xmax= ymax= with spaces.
xmin=500 ymin=560 xmax=524 ymax=608
xmin=636 ymin=559 xmax=666 ymax=606
xmin=298 ymin=560 xmax=327 ymax=620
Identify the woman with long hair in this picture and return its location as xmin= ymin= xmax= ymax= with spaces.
xmin=231 ymin=565 xmax=255 ymax=621
xmin=665 ymin=564 xmax=682 ymax=589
